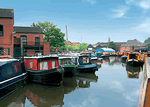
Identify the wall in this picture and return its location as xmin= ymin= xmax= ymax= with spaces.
xmin=0 ymin=18 xmax=14 ymax=56
xmin=120 ymin=46 xmax=131 ymax=53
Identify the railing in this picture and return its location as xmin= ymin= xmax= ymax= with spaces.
xmin=0 ymin=48 xmax=11 ymax=56
xmin=23 ymin=41 xmax=44 ymax=47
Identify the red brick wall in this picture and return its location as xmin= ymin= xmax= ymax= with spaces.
xmin=43 ymin=42 xmax=50 ymax=55
xmin=120 ymin=46 xmax=131 ymax=53
xmin=27 ymin=50 xmax=35 ymax=56
xmin=0 ymin=18 xmax=14 ymax=56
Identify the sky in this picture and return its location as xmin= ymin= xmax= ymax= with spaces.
xmin=1 ymin=0 xmax=150 ymax=44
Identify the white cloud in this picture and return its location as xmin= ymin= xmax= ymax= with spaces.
xmin=131 ymin=17 xmax=150 ymax=33
xmin=125 ymin=0 xmax=150 ymax=13
xmin=68 ymin=94 xmax=100 ymax=107
xmin=125 ymin=0 xmax=135 ymax=4
xmin=111 ymin=6 xmax=130 ymax=18
xmin=83 ymin=0 xmax=96 ymax=5
xmin=109 ymin=81 xmax=125 ymax=92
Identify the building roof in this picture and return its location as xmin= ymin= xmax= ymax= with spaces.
xmin=14 ymin=26 xmax=44 ymax=34
xmin=127 ymin=39 xmax=142 ymax=46
xmin=0 ymin=8 xmax=14 ymax=18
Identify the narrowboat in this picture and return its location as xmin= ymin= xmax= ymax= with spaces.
xmin=59 ymin=57 xmax=77 ymax=76
xmin=24 ymin=56 xmax=64 ymax=85
xmin=26 ymin=84 xmax=64 ymax=107
xmin=126 ymin=52 xmax=144 ymax=66
xmin=0 ymin=58 xmax=27 ymax=99
xmin=126 ymin=66 xmax=141 ymax=79
xmin=77 ymin=55 xmax=98 ymax=73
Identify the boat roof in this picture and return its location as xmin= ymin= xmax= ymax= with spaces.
xmin=59 ymin=57 xmax=73 ymax=59
xmin=24 ymin=55 xmax=58 ymax=59
xmin=0 ymin=59 xmax=18 ymax=62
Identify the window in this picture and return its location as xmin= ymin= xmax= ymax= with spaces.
xmin=83 ymin=57 xmax=89 ymax=64
xmin=40 ymin=61 xmax=48 ymax=70
xmin=52 ymin=61 xmax=56 ymax=68
xmin=29 ymin=61 xmax=33 ymax=69
xmin=35 ymin=37 xmax=39 ymax=46
xmin=20 ymin=35 xmax=27 ymax=45
xmin=0 ymin=24 xmax=3 ymax=36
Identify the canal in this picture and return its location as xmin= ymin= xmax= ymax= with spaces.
xmin=0 ymin=57 xmax=143 ymax=107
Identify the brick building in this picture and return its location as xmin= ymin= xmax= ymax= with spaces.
xmin=0 ymin=8 xmax=50 ymax=57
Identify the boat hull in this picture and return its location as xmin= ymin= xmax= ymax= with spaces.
xmin=77 ymin=64 xmax=98 ymax=73
xmin=126 ymin=59 xmax=144 ymax=66
xmin=27 ymin=67 xmax=64 ymax=85
xmin=63 ymin=66 xmax=76 ymax=76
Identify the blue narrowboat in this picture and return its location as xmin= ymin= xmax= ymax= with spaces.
xmin=77 ymin=55 xmax=98 ymax=73
xmin=0 ymin=58 xmax=27 ymax=99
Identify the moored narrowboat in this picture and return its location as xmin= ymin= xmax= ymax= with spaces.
xmin=59 ymin=57 xmax=77 ymax=76
xmin=24 ymin=56 xmax=64 ymax=85
xmin=126 ymin=52 xmax=144 ymax=66
xmin=0 ymin=58 xmax=27 ymax=99
xmin=77 ymin=55 xmax=98 ymax=73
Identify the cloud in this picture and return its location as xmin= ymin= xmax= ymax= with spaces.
xmin=111 ymin=6 xmax=130 ymax=18
xmin=68 ymin=94 xmax=100 ymax=107
xmin=126 ymin=0 xmax=150 ymax=13
xmin=131 ymin=17 xmax=150 ymax=33
xmin=109 ymin=81 xmax=125 ymax=92
xmin=83 ymin=0 xmax=96 ymax=5
xmin=125 ymin=0 xmax=135 ymax=4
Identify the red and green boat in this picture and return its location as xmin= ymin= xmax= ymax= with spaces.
xmin=24 ymin=56 xmax=64 ymax=85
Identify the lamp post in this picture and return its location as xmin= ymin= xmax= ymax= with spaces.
xmin=37 ymin=25 xmax=41 ymax=53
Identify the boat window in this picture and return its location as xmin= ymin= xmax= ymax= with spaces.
xmin=30 ymin=61 xmax=33 ymax=69
xmin=40 ymin=62 xmax=48 ymax=70
xmin=52 ymin=61 xmax=56 ymax=68
xmin=2 ymin=65 xmax=13 ymax=77
xmin=129 ymin=54 xmax=137 ymax=59
xmin=83 ymin=57 xmax=89 ymax=63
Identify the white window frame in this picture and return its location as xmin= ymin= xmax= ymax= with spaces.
xmin=52 ymin=61 xmax=56 ymax=69
xmin=40 ymin=61 xmax=48 ymax=70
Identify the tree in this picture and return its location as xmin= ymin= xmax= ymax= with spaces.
xmin=78 ymin=43 xmax=87 ymax=51
xmin=31 ymin=21 xmax=66 ymax=51
xmin=108 ymin=41 xmax=115 ymax=49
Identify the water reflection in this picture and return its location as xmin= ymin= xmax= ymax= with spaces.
xmin=26 ymin=84 xmax=64 ymax=107
xmin=75 ymin=72 xmax=98 ymax=89
xmin=109 ymin=57 xmax=121 ymax=66
xmin=126 ymin=66 xmax=141 ymax=79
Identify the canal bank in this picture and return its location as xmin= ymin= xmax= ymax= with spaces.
xmin=138 ymin=57 xmax=150 ymax=107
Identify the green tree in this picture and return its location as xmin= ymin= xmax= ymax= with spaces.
xmin=148 ymin=44 xmax=150 ymax=48
xmin=31 ymin=21 xmax=66 ymax=51
xmin=108 ymin=41 xmax=115 ymax=49
xmin=78 ymin=43 xmax=87 ymax=51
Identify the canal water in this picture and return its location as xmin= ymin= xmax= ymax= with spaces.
xmin=0 ymin=57 xmax=143 ymax=107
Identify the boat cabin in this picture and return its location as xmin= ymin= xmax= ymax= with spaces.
xmin=127 ymin=52 xmax=140 ymax=60
xmin=24 ymin=56 xmax=59 ymax=71
xmin=78 ymin=56 xmax=92 ymax=65
xmin=0 ymin=59 xmax=25 ymax=84
xmin=80 ymin=52 xmax=91 ymax=57
xmin=59 ymin=57 xmax=75 ymax=67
